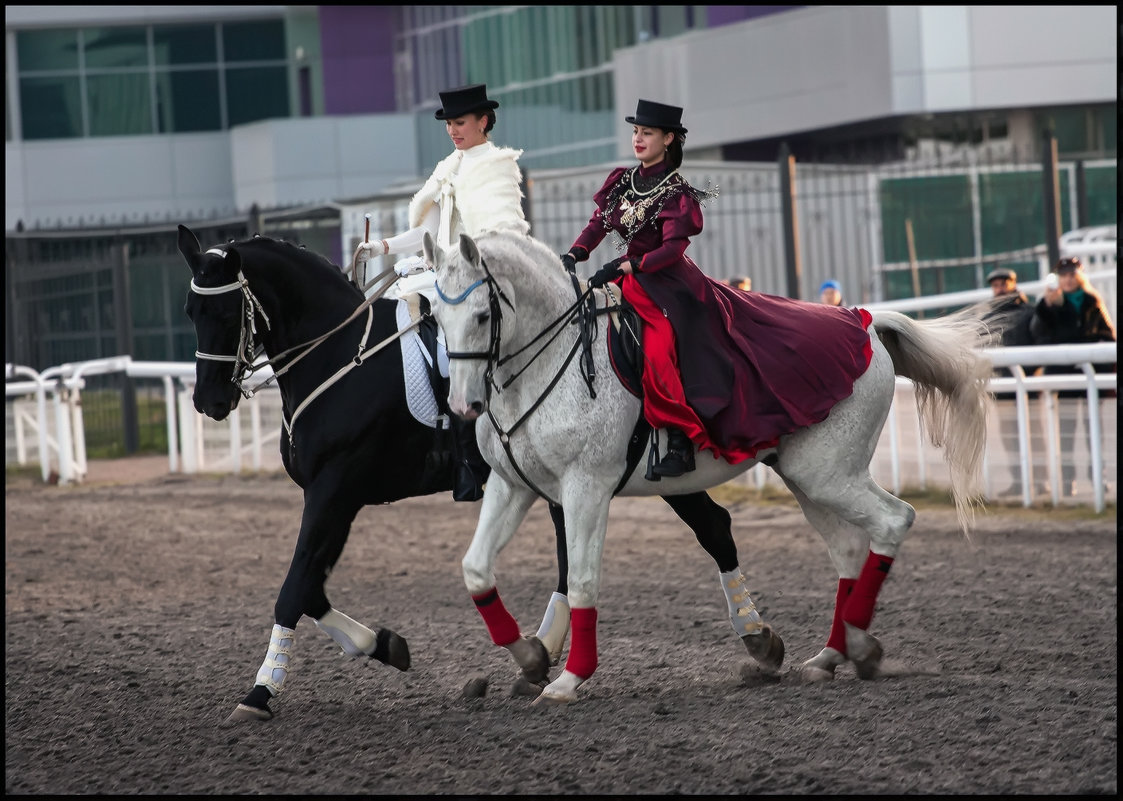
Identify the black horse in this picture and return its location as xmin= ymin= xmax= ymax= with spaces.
xmin=177 ymin=224 xmax=776 ymax=722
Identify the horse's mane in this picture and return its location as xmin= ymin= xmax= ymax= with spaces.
xmin=229 ymin=236 xmax=362 ymax=299
xmin=465 ymin=230 xmax=568 ymax=286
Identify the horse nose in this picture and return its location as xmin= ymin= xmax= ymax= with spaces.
xmin=193 ymin=391 xmax=232 ymax=421
xmin=469 ymin=400 xmax=485 ymax=418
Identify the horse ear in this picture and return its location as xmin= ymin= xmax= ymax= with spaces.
xmin=459 ymin=233 xmax=481 ymax=267
xmin=422 ymin=231 xmax=439 ymax=270
xmin=177 ymin=224 xmax=201 ymax=262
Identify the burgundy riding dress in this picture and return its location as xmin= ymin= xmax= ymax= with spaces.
xmin=570 ymin=162 xmax=874 ymax=466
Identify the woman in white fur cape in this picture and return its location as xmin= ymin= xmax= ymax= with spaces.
xmin=354 ymin=83 xmax=573 ymax=665
xmin=353 ymin=83 xmax=529 ymax=292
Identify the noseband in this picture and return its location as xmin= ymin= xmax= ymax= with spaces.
xmin=190 ymin=249 xmax=272 ymax=397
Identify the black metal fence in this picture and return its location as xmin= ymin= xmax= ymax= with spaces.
xmin=5 ymin=137 xmax=1116 ymax=457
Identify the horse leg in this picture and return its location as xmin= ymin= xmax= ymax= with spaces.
xmin=226 ymin=488 xmax=408 ymax=723
xmin=534 ymin=487 xmax=614 ymax=705
xmin=660 ymin=492 xmax=784 ymax=673
xmin=461 ymin=475 xmax=550 ymax=682
xmin=777 ymin=469 xmax=915 ymax=682
xmin=533 ymin=502 xmax=571 ymax=666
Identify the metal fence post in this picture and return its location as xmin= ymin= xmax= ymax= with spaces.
xmin=113 ymin=241 xmax=140 ymax=453
xmin=1041 ymin=129 xmax=1062 ymax=269
xmin=778 ymin=142 xmax=802 ymax=299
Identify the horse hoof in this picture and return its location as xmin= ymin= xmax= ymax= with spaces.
xmin=799 ymin=647 xmax=845 ymax=683
xmin=510 ymin=636 xmax=551 ymax=684
xmin=845 ymin=624 xmax=883 ymax=680
xmin=373 ymin=629 xmax=411 ymax=672
xmin=531 ymin=689 xmax=573 ymax=706
xmin=741 ymin=623 xmax=785 ymax=673
xmin=224 ymin=703 xmax=273 ymax=724
xmin=511 ymin=676 xmax=546 ymax=697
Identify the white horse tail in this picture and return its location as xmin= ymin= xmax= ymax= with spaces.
xmin=870 ymin=309 xmax=994 ymax=534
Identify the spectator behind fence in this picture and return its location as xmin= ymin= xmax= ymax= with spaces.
xmin=819 ymin=279 xmax=843 ymax=306
xmin=978 ymin=267 xmax=1042 ymax=496
xmin=1029 ymin=256 xmax=1117 ymax=497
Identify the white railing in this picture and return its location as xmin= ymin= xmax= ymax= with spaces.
xmin=6 ymin=342 xmax=1116 ymax=511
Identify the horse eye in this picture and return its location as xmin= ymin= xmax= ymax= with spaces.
xmin=475 ymin=311 xmax=490 ymax=326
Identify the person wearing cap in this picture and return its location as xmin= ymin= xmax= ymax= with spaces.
xmin=977 ymin=266 xmax=1039 ymax=496
xmin=559 ymin=99 xmax=875 ymax=485
xmin=819 ymin=280 xmax=843 ymax=306
xmin=1029 ymin=256 xmax=1116 ymax=496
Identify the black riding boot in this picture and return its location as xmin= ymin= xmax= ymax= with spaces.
xmin=452 ymin=416 xmax=491 ymax=502
xmin=652 ymin=428 xmax=696 ymax=478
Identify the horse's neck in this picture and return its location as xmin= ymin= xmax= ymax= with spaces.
xmin=251 ymin=267 xmax=364 ymax=365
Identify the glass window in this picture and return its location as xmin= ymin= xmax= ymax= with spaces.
xmin=19 ymin=75 xmax=83 ymax=139
xmin=87 ymin=73 xmax=152 ymax=136
xmin=153 ymin=25 xmax=217 ymax=65
xmin=17 ymin=29 xmax=80 ymax=71
xmin=155 ymin=69 xmax=222 ymax=132
xmin=222 ymin=21 xmax=286 ymax=62
xmin=83 ymin=26 xmax=148 ymax=69
xmin=225 ymin=66 xmax=289 ymax=126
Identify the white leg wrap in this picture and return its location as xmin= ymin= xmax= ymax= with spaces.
xmin=315 ymin=608 xmax=376 ymax=657
xmin=254 ymin=624 xmax=296 ymax=696
xmin=720 ymin=568 xmax=763 ymax=636
xmin=535 ymin=592 xmax=571 ymax=664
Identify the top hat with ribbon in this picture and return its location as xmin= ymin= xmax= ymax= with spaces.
xmin=624 ymin=99 xmax=687 ymax=134
xmin=434 ymin=84 xmax=499 ymax=120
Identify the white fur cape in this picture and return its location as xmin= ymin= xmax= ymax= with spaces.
xmin=407 ymin=143 xmax=530 ymax=243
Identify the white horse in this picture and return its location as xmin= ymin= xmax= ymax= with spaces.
xmin=426 ymin=230 xmax=992 ymax=704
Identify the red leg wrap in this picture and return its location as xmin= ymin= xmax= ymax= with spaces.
xmin=564 ymin=607 xmax=599 ymax=680
xmin=841 ymin=551 xmax=895 ymax=631
xmin=472 ymin=588 xmax=521 ymax=647
xmin=825 ymin=577 xmax=857 ymax=653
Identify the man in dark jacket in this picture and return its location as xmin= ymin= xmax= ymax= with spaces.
xmin=1030 ymin=257 xmax=1116 ymax=497
xmin=979 ymin=267 xmax=1041 ymax=497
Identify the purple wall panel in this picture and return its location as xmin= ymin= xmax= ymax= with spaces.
xmin=705 ymin=6 xmax=804 ymax=28
xmin=320 ymin=6 xmax=397 ymax=114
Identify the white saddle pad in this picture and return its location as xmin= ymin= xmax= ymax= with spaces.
xmin=394 ymin=294 xmax=449 ymax=429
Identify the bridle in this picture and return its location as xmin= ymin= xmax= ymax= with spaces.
xmin=188 ymin=246 xmax=411 ymax=449
xmin=189 ymin=252 xmax=273 ymax=396
xmin=434 ymin=256 xmax=613 ymax=505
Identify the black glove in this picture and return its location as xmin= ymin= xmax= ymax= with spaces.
xmin=560 ymin=252 xmax=577 ymax=273
xmin=588 ymin=258 xmax=628 ymax=288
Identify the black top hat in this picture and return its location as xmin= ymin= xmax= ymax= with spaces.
xmin=985 ymin=267 xmax=1016 ymax=283
xmin=434 ymin=84 xmax=499 ymax=120
xmin=625 ymin=99 xmax=687 ymax=134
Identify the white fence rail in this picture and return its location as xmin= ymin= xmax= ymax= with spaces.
xmin=6 ymin=340 xmax=1116 ymax=512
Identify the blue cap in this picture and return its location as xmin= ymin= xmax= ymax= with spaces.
xmin=820 ymin=280 xmax=841 ymax=292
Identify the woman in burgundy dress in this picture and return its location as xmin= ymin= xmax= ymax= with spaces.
xmin=562 ymin=99 xmax=875 ymax=478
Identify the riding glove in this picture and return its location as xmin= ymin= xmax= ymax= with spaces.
xmin=393 ymin=255 xmax=428 ymax=277
xmin=354 ymin=239 xmax=387 ymax=263
xmin=560 ymin=253 xmax=577 ymax=273
xmin=588 ymin=257 xmax=632 ymax=288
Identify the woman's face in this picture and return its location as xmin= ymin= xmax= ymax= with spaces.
xmin=1057 ymin=268 xmax=1083 ymax=293
xmin=446 ymin=113 xmax=488 ymax=150
xmin=632 ymin=126 xmax=674 ymax=167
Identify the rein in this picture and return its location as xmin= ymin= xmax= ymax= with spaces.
xmin=435 ymin=257 xmax=617 ymax=505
